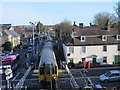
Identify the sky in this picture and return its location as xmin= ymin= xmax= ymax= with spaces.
xmin=0 ymin=0 xmax=119 ymax=26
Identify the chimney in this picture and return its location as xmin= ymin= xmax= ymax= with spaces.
xmin=73 ymin=21 xmax=76 ymax=26
xmin=79 ymin=23 xmax=83 ymax=28
xmin=105 ymin=19 xmax=110 ymax=31
xmin=89 ymin=22 xmax=92 ymax=26
xmin=107 ymin=20 xmax=110 ymax=31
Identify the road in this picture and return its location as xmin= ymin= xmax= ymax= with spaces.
xmin=1 ymin=37 xmax=120 ymax=89
xmin=58 ymin=66 xmax=120 ymax=89
xmin=0 ymin=37 xmax=44 ymax=89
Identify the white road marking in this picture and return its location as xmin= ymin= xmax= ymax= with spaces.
xmin=59 ymin=76 xmax=99 ymax=80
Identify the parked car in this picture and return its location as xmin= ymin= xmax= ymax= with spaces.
xmin=99 ymin=70 xmax=120 ymax=83
xmin=23 ymin=43 xmax=28 ymax=48
xmin=27 ymin=47 xmax=32 ymax=53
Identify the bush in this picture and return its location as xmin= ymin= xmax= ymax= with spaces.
xmin=3 ymin=41 xmax=13 ymax=51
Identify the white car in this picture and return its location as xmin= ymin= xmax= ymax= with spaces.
xmin=99 ymin=70 xmax=120 ymax=83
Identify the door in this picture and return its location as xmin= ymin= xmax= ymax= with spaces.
xmin=114 ymin=55 xmax=120 ymax=64
xmin=108 ymin=74 xmax=117 ymax=81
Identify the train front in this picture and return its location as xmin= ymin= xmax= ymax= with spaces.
xmin=38 ymin=35 xmax=58 ymax=88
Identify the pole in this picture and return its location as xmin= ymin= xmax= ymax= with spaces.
xmin=7 ymin=79 xmax=10 ymax=89
xmin=30 ymin=22 xmax=35 ymax=66
xmin=50 ymin=64 xmax=52 ymax=90
xmin=32 ymin=24 xmax=35 ymax=64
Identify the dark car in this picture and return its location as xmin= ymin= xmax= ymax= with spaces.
xmin=23 ymin=43 xmax=28 ymax=48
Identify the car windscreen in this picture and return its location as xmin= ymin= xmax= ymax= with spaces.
xmin=104 ymin=72 xmax=111 ymax=77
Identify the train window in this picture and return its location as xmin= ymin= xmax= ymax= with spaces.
xmin=40 ymin=67 xmax=44 ymax=75
xmin=46 ymin=68 xmax=50 ymax=74
xmin=52 ymin=67 xmax=57 ymax=74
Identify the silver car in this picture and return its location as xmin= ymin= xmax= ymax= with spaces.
xmin=99 ymin=70 xmax=120 ymax=83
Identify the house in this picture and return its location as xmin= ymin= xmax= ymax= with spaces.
xmin=2 ymin=27 xmax=20 ymax=47
xmin=63 ymin=22 xmax=120 ymax=65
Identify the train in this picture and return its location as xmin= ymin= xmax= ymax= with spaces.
xmin=38 ymin=35 xmax=58 ymax=87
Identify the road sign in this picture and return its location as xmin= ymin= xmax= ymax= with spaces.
xmin=6 ymin=73 xmax=13 ymax=80
xmin=4 ymin=66 xmax=13 ymax=80
xmin=5 ymin=69 xmax=12 ymax=75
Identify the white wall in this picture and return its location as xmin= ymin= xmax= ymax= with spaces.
xmin=63 ymin=44 xmax=119 ymax=64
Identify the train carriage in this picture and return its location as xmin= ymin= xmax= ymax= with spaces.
xmin=38 ymin=35 xmax=58 ymax=86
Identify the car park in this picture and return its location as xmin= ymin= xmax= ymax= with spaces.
xmin=99 ymin=70 xmax=120 ymax=83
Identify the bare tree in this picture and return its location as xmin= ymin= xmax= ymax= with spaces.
xmin=36 ymin=21 xmax=44 ymax=34
xmin=93 ymin=11 xmax=117 ymax=29
xmin=116 ymin=1 xmax=120 ymax=30
xmin=54 ymin=20 xmax=72 ymax=39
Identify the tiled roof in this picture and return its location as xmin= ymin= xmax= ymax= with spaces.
xmin=63 ymin=27 xmax=120 ymax=46
xmin=3 ymin=30 xmax=20 ymax=37
xmin=74 ymin=28 xmax=119 ymax=36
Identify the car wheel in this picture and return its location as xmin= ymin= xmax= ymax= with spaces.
xmin=104 ymin=80 xmax=108 ymax=83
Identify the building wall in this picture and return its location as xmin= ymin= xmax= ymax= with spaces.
xmin=63 ymin=44 xmax=119 ymax=64
xmin=2 ymin=35 xmax=20 ymax=47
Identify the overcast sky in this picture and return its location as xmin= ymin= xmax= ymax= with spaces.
xmin=0 ymin=0 xmax=118 ymax=26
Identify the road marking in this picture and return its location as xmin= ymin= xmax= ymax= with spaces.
xmin=87 ymin=77 xmax=93 ymax=85
xmin=11 ymin=72 xmax=20 ymax=81
xmin=70 ymin=67 xmax=120 ymax=71
xmin=59 ymin=76 xmax=99 ymax=80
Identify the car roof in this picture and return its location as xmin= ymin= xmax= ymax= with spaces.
xmin=110 ymin=70 xmax=120 ymax=74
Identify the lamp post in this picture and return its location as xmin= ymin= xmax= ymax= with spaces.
xmin=29 ymin=22 xmax=36 ymax=66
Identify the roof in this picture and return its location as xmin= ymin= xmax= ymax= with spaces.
xmin=3 ymin=30 xmax=20 ymax=37
xmin=63 ymin=27 xmax=120 ymax=46
xmin=39 ymin=41 xmax=57 ymax=66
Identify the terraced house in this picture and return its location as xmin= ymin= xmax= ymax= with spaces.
xmin=63 ymin=22 xmax=120 ymax=65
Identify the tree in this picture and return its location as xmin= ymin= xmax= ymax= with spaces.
xmin=54 ymin=20 xmax=72 ymax=39
xmin=36 ymin=21 xmax=44 ymax=34
xmin=116 ymin=1 xmax=120 ymax=29
xmin=3 ymin=41 xmax=13 ymax=51
xmin=93 ymin=11 xmax=118 ymax=29
xmin=116 ymin=1 xmax=120 ymax=21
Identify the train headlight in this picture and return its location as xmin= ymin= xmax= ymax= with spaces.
xmin=54 ymin=77 xmax=56 ymax=79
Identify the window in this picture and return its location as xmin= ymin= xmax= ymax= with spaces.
xmin=81 ymin=46 xmax=86 ymax=53
xmin=103 ymin=57 xmax=107 ymax=63
xmin=69 ymin=58 xmax=74 ymax=64
xmin=102 ymin=35 xmax=107 ymax=41
xmin=93 ymin=58 xmax=96 ymax=63
xmin=69 ymin=47 xmax=74 ymax=53
xmin=117 ymin=35 xmax=120 ymax=40
xmin=82 ymin=58 xmax=85 ymax=62
xmin=118 ymin=45 xmax=120 ymax=51
xmin=81 ymin=36 xmax=86 ymax=42
xmin=103 ymin=46 xmax=107 ymax=52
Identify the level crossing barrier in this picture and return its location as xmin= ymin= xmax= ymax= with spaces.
xmin=65 ymin=65 xmax=80 ymax=88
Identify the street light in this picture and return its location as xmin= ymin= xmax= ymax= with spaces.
xmin=29 ymin=22 xmax=36 ymax=66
